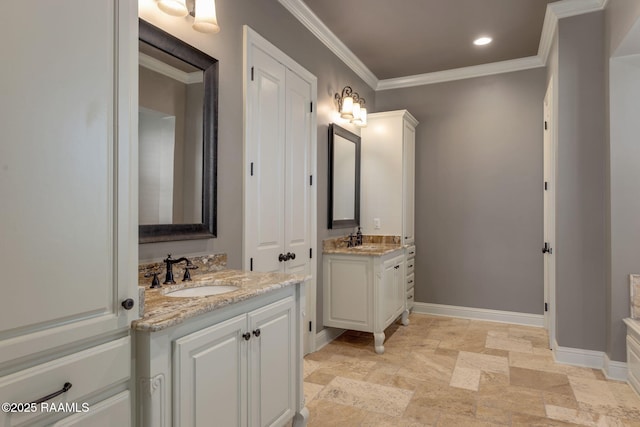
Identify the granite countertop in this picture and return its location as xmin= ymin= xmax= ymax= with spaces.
xmin=132 ymin=269 xmax=306 ymax=332
xmin=322 ymin=235 xmax=404 ymax=256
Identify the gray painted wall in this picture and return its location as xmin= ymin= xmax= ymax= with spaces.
xmin=605 ymin=2 xmax=640 ymax=362
xmin=375 ymin=68 xmax=546 ymax=314
xmin=551 ymin=12 xmax=607 ymax=352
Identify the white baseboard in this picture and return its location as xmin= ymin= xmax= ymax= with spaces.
xmin=553 ymin=340 xmax=628 ymax=381
xmin=315 ymin=327 xmax=345 ymax=350
xmin=413 ymin=302 xmax=544 ymax=327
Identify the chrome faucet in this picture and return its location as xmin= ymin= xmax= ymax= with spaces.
xmin=163 ymin=254 xmax=198 ymax=284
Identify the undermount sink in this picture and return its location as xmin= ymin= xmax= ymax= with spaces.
xmin=166 ymin=285 xmax=239 ymax=298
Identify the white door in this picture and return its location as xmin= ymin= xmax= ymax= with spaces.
xmin=543 ymin=79 xmax=556 ymax=349
xmin=0 ymin=0 xmax=137 ymax=364
xmin=246 ymin=47 xmax=287 ymax=273
xmin=244 ymin=27 xmax=317 ymax=354
xmin=249 ymin=297 xmax=295 ymax=427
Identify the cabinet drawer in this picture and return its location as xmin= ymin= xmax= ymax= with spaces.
xmin=406 ymin=288 xmax=415 ymax=309
xmin=406 ymin=273 xmax=415 ymax=291
xmin=405 ymin=245 xmax=416 ymax=259
xmin=406 ymin=259 xmax=415 ymax=275
xmin=0 ymin=337 xmax=130 ymax=426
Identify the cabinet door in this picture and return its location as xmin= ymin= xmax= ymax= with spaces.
xmin=246 ymin=46 xmax=287 ymax=273
xmin=174 ymin=314 xmax=247 ymax=427
xmin=249 ymin=297 xmax=295 ymax=427
xmin=53 ymin=391 xmax=131 ymax=427
xmin=403 ymin=122 xmax=416 ymax=244
xmin=0 ymin=0 xmax=137 ymax=364
xmin=381 ymin=256 xmax=405 ymax=327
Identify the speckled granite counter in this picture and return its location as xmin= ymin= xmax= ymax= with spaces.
xmin=323 ymin=235 xmax=403 ymax=256
xmin=132 ymin=269 xmax=306 ymax=332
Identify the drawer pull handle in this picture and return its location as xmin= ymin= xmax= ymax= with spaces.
xmin=408 ymin=280 xmax=414 ymax=284
xmin=31 ymin=382 xmax=72 ymax=405
xmin=408 ymin=295 xmax=413 ymax=300
xmin=409 ymin=251 xmax=415 ymax=255
xmin=408 ymin=264 xmax=414 ymax=268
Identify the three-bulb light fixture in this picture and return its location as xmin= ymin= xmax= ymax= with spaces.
xmin=156 ymin=0 xmax=220 ymax=33
xmin=335 ymin=86 xmax=367 ymax=127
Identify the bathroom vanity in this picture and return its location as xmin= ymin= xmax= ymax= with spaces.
xmin=322 ymin=237 xmax=409 ymax=354
xmin=133 ymin=268 xmax=308 ymax=427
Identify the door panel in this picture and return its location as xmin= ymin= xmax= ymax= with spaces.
xmin=246 ymin=48 xmax=286 ymax=273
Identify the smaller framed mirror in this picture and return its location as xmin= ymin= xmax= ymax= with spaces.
xmin=328 ymin=124 xmax=361 ymax=229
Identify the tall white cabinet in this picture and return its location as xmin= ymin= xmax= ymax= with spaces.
xmin=0 ymin=0 xmax=138 ymax=425
xmin=244 ymin=27 xmax=317 ymax=353
xmin=361 ymin=110 xmax=418 ymax=308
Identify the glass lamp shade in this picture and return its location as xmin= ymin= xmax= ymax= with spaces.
xmin=340 ymin=96 xmax=354 ymax=119
xmin=193 ymin=0 xmax=220 ymax=33
xmin=352 ymin=102 xmax=361 ymax=121
xmin=355 ymin=107 xmax=367 ymax=127
xmin=157 ymin=0 xmax=189 ymax=17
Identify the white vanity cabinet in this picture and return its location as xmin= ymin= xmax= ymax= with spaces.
xmin=136 ymin=286 xmax=307 ymax=427
xmin=0 ymin=0 xmax=137 ymax=424
xmin=323 ymin=249 xmax=408 ymax=354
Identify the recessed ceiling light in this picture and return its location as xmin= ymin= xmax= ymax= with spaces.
xmin=473 ymin=37 xmax=493 ymax=46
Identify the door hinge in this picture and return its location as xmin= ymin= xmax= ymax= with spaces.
xmin=545 ymin=302 xmax=548 ymax=312
xmin=251 ymin=66 xmax=254 ymax=81
xmin=309 ymin=248 xmax=312 ymax=259
xmin=251 ymin=162 xmax=254 ymax=176
xmin=309 ymin=321 xmax=312 ymax=332
xmin=544 ymin=181 xmax=548 ymax=191
xmin=309 ymin=175 xmax=313 ymax=186
xmin=544 ymin=121 xmax=548 ymax=130
xmin=250 ymin=257 xmax=253 ymax=271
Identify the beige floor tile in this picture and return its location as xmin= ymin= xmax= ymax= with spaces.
xmin=477 ymin=385 xmax=546 ymax=418
xmin=437 ymin=413 xmax=505 ymax=427
xmin=476 ymin=404 xmax=512 ymax=425
xmin=303 ymin=358 xmax=320 ymax=379
xmin=511 ymin=412 xmax=583 ymax=426
xmin=397 ymin=349 xmax=456 ymax=383
xmin=306 ymin=399 xmax=368 ymax=427
xmin=545 ymin=405 xmax=626 ymax=427
xmin=569 ymin=376 xmax=619 ymax=408
xmin=303 ymin=381 xmax=325 ymax=405
xmin=449 ymin=365 xmax=482 ymax=391
xmin=457 ymin=350 xmax=510 ymax=375
xmin=317 ymin=376 xmax=414 ymax=417
xmin=486 ymin=334 xmax=534 ymax=353
xmin=361 ymin=412 xmax=429 ymax=427
xmin=510 ymin=366 xmax=573 ymax=396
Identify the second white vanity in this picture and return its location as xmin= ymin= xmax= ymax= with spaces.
xmin=133 ymin=261 xmax=307 ymax=427
xmin=323 ymin=237 xmax=409 ymax=354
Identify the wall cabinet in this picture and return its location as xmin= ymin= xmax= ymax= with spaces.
xmin=136 ymin=286 xmax=307 ymax=427
xmin=244 ymin=27 xmax=317 ymax=354
xmin=0 ymin=0 xmax=137 ymax=424
xmin=323 ymin=249 xmax=408 ymax=354
xmin=360 ymin=110 xmax=418 ymax=245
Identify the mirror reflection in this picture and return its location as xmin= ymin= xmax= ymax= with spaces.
xmin=138 ymin=19 xmax=218 ymax=243
xmin=328 ymin=124 xmax=361 ymax=229
xmin=139 ymin=41 xmax=204 ymax=225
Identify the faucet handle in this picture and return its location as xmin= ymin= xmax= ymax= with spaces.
xmin=144 ymin=271 xmax=162 ymax=288
xmin=182 ymin=264 xmax=198 ymax=281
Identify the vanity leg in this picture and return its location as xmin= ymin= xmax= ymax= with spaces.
xmin=401 ymin=309 xmax=410 ymax=326
xmin=292 ymin=406 xmax=309 ymax=427
xmin=374 ymin=332 xmax=385 ymax=354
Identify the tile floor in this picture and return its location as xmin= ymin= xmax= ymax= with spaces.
xmin=302 ymin=314 xmax=640 ymax=426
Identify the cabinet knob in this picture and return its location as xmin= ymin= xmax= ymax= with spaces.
xmin=286 ymin=252 xmax=296 ymax=260
xmin=242 ymin=332 xmax=251 ymax=341
xmin=253 ymin=329 xmax=261 ymax=337
xmin=121 ymin=298 xmax=135 ymax=310
xmin=278 ymin=253 xmax=287 ymax=262
xmin=394 ymin=265 xmax=400 ymax=270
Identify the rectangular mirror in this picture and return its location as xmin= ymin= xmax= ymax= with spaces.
xmin=328 ymin=124 xmax=361 ymax=229
xmin=138 ymin=19 xmax=218 ymax=243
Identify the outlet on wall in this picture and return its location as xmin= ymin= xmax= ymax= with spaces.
xmin=374 ymin=218 xmax=381 ymax=229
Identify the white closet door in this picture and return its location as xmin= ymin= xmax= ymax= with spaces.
xmin=284 ymin=69 xmax=312 ymax=277
xmin=0 ymin=0 xmax=137 ymax=364
xmin=246 ymin=47 xmax=286 ymax=273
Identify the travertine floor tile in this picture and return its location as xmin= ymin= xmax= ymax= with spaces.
xmin=317 ymin=376 xmax=414 ymax=417
xmin=301 ymin=314 xmax=640 ymax=427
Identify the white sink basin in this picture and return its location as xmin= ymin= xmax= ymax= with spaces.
xmin=166 ymin=285 xmax=239 ymax=298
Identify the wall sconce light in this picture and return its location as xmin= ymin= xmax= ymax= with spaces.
xmin=335 ymin=86 xmax=367 ymax=127
xmin=156 ymin=0 xmax=220 ymax=34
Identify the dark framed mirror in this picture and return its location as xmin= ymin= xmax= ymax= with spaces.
xmin=138 ymin=19 xmax=218 ymax=243
xmin=328 ymin=124 xmax=361 ymax=229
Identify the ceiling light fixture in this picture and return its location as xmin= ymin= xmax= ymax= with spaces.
xmin=157 ymin=0 xmax=220 ymax=34
xmin=473 ymin=36 xmax=492 ymax=46
xmin=335 ymin=86 xmax=367 ymax=127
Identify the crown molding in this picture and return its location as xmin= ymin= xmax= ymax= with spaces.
xmin=277 ymin=0 xmax=378 ymax=89
xmin=139 ymin=52 xmax=203 ymax=84
xmin=280 ymin=0 xmax=607 ymax=91
xmin=377 ymin=56 xmax=544 ymax=90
